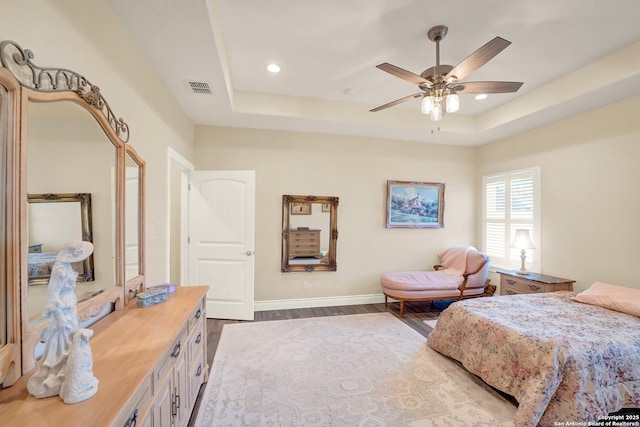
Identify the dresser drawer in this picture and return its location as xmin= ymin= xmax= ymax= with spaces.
xmin=289 ymin=235 xmax=319 ymax=244
xmin=115 ymin=374 xmax=152 ymax=427
xmin=290 ymin=242 xmax=318 ymax=251
xmin=289 ymin=230 xmax=319 ymax=239
xmin=188 ymin=297 xmax=205 ymax=332
xmin=501 ymin=275 xmax=545 ymax=293
xmin=500 ymin=274 xmax=573 ymax=295
xmin=153 ymin=325 xmax=187 ymax=392
xmin=188 ymin=349 xmax=206 ymax=406
xmin=188 ymin=318 xmax=205 ymax=366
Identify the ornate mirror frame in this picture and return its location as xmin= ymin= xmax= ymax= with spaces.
xmin=0 ymin=61 xmax=21 ymax=387
xmin=281 ymin=195 xmax=339 ymax=272
xmin=0 ymin=40 xmax=146 ymax=385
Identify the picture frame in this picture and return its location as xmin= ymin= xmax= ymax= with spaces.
xmin=322 ymin=203 xmax=330 ymax=212
xmin=291 ymin=202 xmax=311 ymax=215
xmin=386 ymin=180 xmax=445 ymax=228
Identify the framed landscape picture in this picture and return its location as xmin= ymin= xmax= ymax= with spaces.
xmin=386 ymin=180 xmax=445 ymax=228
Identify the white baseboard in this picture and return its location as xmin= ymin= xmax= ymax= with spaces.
xmin=254 ymin=293 xmax=386 ymax=312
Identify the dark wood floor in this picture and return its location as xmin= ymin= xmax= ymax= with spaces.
xmin=186 ymin=299 xmax=451 ymax=426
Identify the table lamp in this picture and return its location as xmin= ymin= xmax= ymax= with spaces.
xmin=511 ymin=229 xmax=535 ymax=274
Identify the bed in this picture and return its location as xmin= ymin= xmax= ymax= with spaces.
xmin=427 ymin=288 xmax=640 ymax=427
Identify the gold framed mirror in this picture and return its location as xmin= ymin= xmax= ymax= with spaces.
xmin=282 ymin=195 xmax=338 ymax=272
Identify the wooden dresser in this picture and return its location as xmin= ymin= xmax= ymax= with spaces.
xmin=288 ymin=229 xmax=321 ymax=259
xmin=0 ymin=286 xmax=208 ymax=427
xmin=497 ymin=269 xmax=575 ymax=295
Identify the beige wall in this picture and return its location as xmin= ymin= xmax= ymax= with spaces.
xmin=5 ymin=0 xmax=639 ymax=306
xmin=1 ymin=0 xmax=195 ymax=286
xmin=478 ymin=96 xmax=640 ymax=291
xmin=194 ymin=126 xmax=478 ymax=302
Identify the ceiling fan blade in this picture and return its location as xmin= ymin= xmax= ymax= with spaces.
xmin=370 ymin=93 xmax=423 ymax=112
xmin=444 ymin=37 xmax=511 ymax=83
xmin=454 ymin=81 xmax=523 ymax=94
xmin=376 ymin=63 xmax=430 ymax=86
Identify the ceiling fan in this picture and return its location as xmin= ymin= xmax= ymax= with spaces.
xmin=371 ymin=25 xmax=523 ymax=121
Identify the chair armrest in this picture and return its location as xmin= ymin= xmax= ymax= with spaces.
xmin=466 ymin=257 xmax=489 ymax=276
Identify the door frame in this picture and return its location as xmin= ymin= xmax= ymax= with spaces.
xmin=166 ymin=147 xmax=194 ymax=286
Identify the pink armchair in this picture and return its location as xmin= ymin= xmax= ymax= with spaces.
xmin=380 ymin=246 xmax=490 ymax=317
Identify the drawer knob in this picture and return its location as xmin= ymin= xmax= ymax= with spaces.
xmin=506 ymin=290 xmax=516 ymax=295
xmin=195 ymin=332 xmax=202 ymax=344
xmin=195 ymin=308 xmax=202 ymax=319
xmin=196 ymin=363 xmax=202 ymax=377
xmin=506 ymin=279 xmax=517 ymax=285
xmin=528 ymin=284 xmax=541 ymax=291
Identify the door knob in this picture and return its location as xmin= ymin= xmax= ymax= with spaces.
xmin=243 ymin=250 xmax=254 ymax=256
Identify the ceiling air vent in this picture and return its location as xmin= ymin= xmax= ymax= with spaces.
xmin=185 ymin=80 xmax=212 ymax=95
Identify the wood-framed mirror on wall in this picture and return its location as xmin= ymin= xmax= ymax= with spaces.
xmin=0 ymin=40 xmax=146 ymax=385
xmin=282 ymin=195 xmax=338 ymax=272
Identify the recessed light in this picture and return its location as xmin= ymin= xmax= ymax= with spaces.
xmin=475 ymin=94 xmax=488 ymax=100
xmin=344 ymin=88 xmax=356 ymax=96
xmin=267 ymin=63 xmax=281 ymax=73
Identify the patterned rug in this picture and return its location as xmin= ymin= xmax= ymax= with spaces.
xmin=423 ymin=318 xmax=439 ymax=329
xmin=194 ymin=312 xmax=516 ymax=426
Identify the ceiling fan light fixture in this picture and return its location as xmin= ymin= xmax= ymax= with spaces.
xmin=446 ymin=91 xmax=459 ymax=113
xmin=475 ymin=94 xmax=488 ymax=100
xmin=421 ymin=95 xmax=434 ymax=114
xmin=430 ymin=100 xmax=443 ymax=121
xmin=371 ymin=25 xmax=522 ymax=120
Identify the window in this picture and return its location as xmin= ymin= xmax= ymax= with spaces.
xmin=482 ymin=167 xmax=540 ymax=271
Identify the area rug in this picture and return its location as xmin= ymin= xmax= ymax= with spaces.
xmin=423 ymin=318 xmax=438 ymax=329
xmin=194 ymin=312 xmax=516 ymax=426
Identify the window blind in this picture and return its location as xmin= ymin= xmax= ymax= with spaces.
xmin=482 ymin=167 xmax=540 ymax=271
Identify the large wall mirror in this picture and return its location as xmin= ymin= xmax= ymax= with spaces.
xmin=0 ymin=40 xmax=146 ymax=385
xmin=282 ymin=195 xmax=338 ymax=272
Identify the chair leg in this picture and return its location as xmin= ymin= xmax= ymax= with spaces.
xmin=384 ymin=294 xmax=388 ymax=307
xmin=399 ymin=300 xmax=404 ymax=318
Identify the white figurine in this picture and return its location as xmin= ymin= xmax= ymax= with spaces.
xmin=27 ymin=239 xmax=94 ymax=399
xmin=59 ymin=328 xmax=99 ymax=404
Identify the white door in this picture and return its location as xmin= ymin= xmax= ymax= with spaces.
xmin=187 ymin=170 xmax=255 ymax=320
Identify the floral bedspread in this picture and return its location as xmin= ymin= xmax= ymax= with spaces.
xmin=427 ymin=291 xmax=640 ymax=427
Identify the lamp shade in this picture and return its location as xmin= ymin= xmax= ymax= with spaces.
xmin=511 ymin=229 xmax=535 ymax=249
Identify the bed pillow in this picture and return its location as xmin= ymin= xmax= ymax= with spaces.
xmin=571 ymin=282 xmax=640 ymax=317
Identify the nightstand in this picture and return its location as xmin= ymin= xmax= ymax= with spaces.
xmin=497 ymin=269 xmax=575 ymax=296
